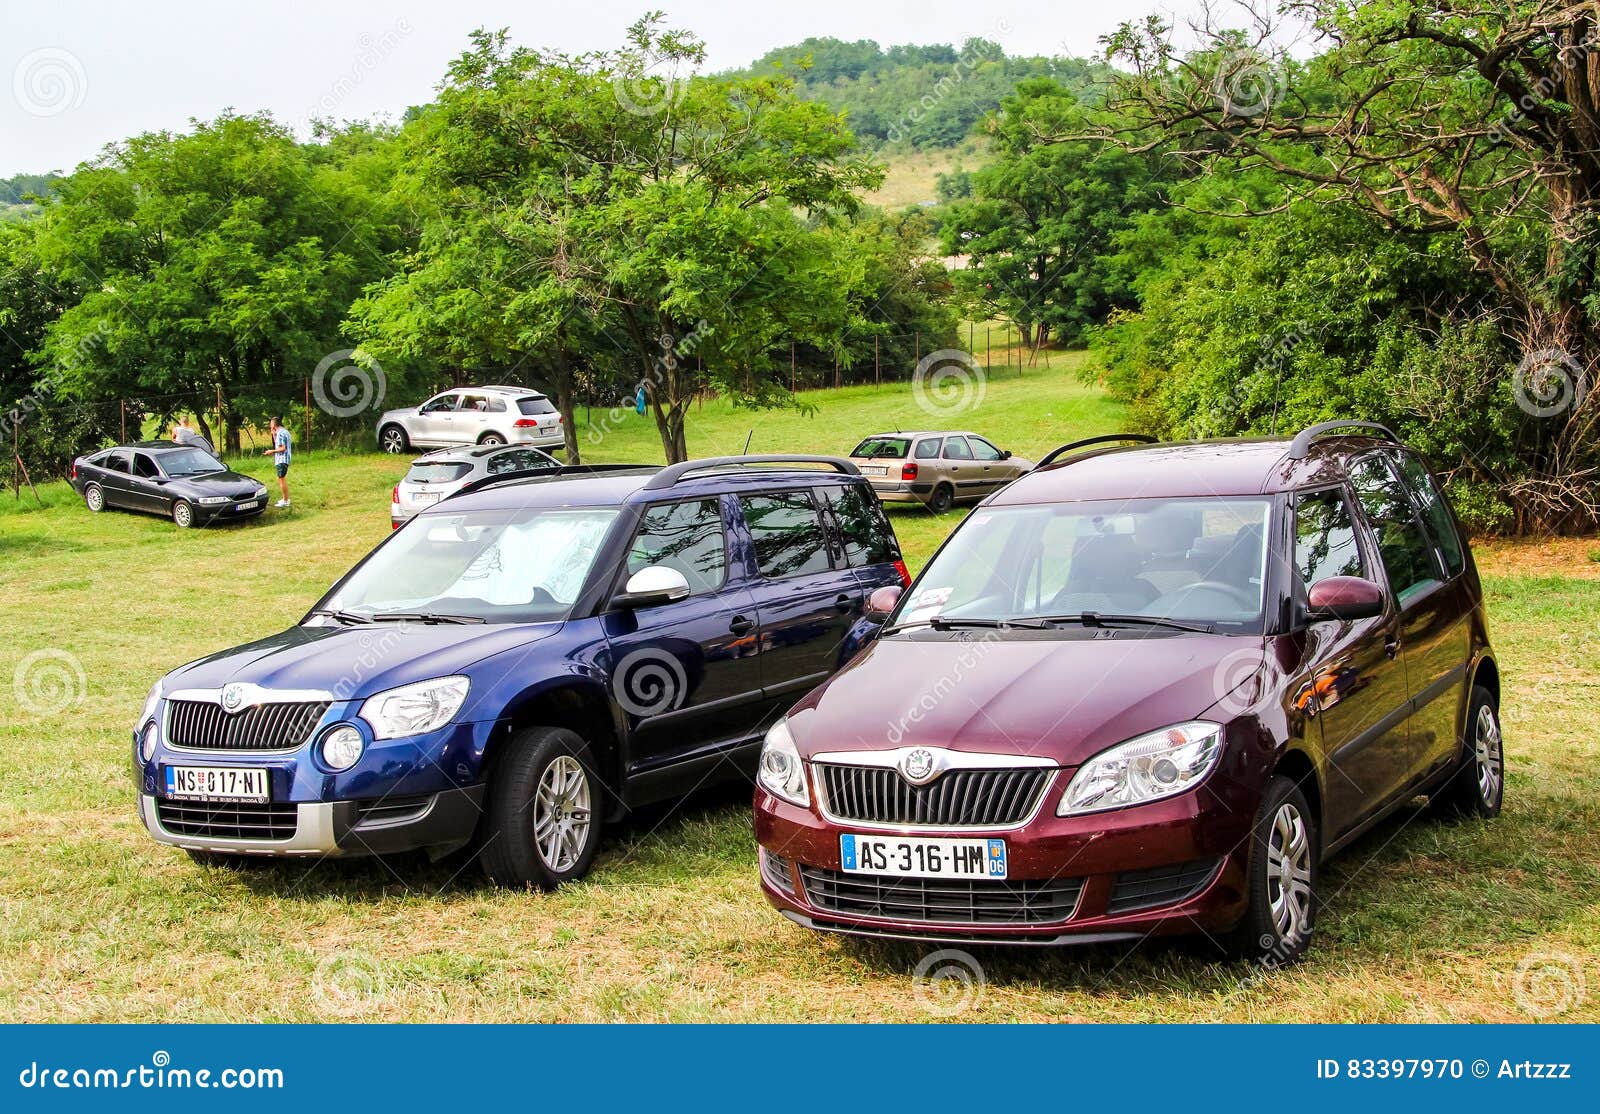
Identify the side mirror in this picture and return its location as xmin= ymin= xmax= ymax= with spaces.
xmin=1000 ymin=449 xmax=1012 ymax=460
xmin=614 ymin=565 xmax=691 ymax=609
xmin=1306 ymin=576 xmax=1384 ymax=622
xmin=866 ymin=585 xmax=903 ymax=618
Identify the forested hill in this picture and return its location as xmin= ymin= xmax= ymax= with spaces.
xmin=730 ymin=37 xmax=1108 ymax=149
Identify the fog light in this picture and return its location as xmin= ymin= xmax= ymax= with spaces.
xmin=321 ymin=725 xmax=364 ymax=771
xmin=140 ymin=720 xmax=158 ymax=763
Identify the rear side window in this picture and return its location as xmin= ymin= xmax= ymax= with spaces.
xmin=628 ymin=498 xmax=726 ymax=595
xmin=133 ymin=453 xmax=160 ymax=479
xmin=1349 ymin=456 xmax=1441 ymax=604
xmin=914 ymin=439 xmax=942 ymax=459
xmin=851 ymin=437 xmax=909 ymax=459
xmin=942 ymin=437 xmax=973 ymax=460
xmin=406 ymin=462 xmax=473 ymax=484
xmin=488 ymin=449 xmax=557 ymax=475
xmin=517 ymin=397 xmax=558 ymax=416
xmin=1293 ymin=490 xmax=1365 ymax=589
xmin=819 ymin=484 xmax=899 ymax=567
xmin=740 ymin=492 xmax=832 ymax=579
xmin=458 ymin=394 xmax=490 ymax=413
xmin=1390 ymin=452 xmax=1465 ymax=577
xmin=101 ymin=452 xmax=130 ymax=474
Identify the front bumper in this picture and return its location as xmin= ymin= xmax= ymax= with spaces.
xmin=754 ymin=773 xmax=1257 ymax=945
xmin=139 ymin=784 xmax=485 ymax=858
xmin=195 ymin=497 xmax=269 ymax=524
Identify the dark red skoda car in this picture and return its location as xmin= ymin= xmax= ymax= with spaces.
xmin=754 ymin=424 xmax=1503 ymax=960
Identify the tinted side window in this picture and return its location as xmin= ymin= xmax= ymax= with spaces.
xmin=819 ymin=484 xmax=898 ymax=567
xmin=942 ymin=437 xmax=974 ymax=460
xmin=133 ymin=453 xmax=160 ymax=479
xmin=914 ymin=439 xmax=941 ymax=459
xmin=102 ymin=452 xmax=130 ymax=474
xmin=1293 ymin=490 xmax=1365 ymax=589
xmin=517 ymin=397 xmax=557 ymax=416
xmin=488 ymin=449 xmax=556 ymax=475
xmin=1390 ymin=452 xmax=1465 ymax=577
xmin=968 ymin=437 xmax=1003 ymax=462
xmin=1349 ymin=456 xmax=1440 ymax=603
xmin=628 ymin=499 xmax=726 ymax=595
xmin=740 ymin=492 xmax=832 ymax=579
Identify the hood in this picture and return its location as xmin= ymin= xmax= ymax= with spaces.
xmin=786 ymin=631 xmax=1266 ymax=768
xmin=170 ymin=470 xmax=263 ymax=496
xmin=161 ymin=621 xmax=560 ymax=709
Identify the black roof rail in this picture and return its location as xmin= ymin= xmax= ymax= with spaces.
xmin=1037 ymin=434 xmax=1158 ymax=469
xmin=1285 ymin=421 xmax=1399 ymax=460
xmin=451 ymin=463 xmax=655 ymax=498
xmin=642 ymin=454 xmax=860 ymax=491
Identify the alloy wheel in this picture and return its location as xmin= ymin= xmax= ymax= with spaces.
xmin=85 ymin=485 xmax=103 ymax=511
xmin=532 ymin=755 xmax=592 ymax=873
xmin=173 ymin=502 xmax=193 ymax=528
xmin=1475 ymin=704 xmax=1504 ymax=808
xmin=1266 ymin=801 xmax=1313 ymax=943
xmin=381 ymin=429 xmax=405 ymax=454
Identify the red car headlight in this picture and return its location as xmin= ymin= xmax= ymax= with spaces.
xmin=1057 ymin=721 xmax=1223 ymax=816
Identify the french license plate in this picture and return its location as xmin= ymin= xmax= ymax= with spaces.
xmin=861 ymin=465 xmax=888 ymax=475
xmin=413 ymin=491 xmax=441 ymax=506
xmin=840 ymin=834 xmax=1006 ymax=880
xmin=165 ymin=765 xmax=269 ymax=802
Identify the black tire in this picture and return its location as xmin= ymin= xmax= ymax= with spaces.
xmin=1223 ymin=774 xmax=1318 ymax=963
xmin=928 ymin=483 xmax=955 ymax=514
xmin=478 ymin=726 xmax=603 ymax=890
xmin=478 ymin=433 xmax=507 ymax=447
xmin=379 ymin=424 xmax=410 ymax=454
xmin=84 ymin=483 xmax=105 ymax=512
xmin=171 ymin=500 xmax=196 ymax=529
xmin=1430 ymin=685 xmax=1504 ymax=820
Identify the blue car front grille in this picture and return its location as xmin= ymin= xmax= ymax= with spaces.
xmin=167 ymin=699 xmax=329 ymax=751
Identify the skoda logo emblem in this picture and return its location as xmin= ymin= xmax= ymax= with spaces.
xmin=900 ymin=748 xmax=939 ymax=786
xmin=221 ymin=684 xmax=246 ymax=711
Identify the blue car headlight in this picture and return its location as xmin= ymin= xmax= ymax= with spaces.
xmin=358 ymin=676 xmax=470 ymax=740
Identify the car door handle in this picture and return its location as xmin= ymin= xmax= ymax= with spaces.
xmin=833 ymin=594 xmax=854 ymax=612
xmin=728 ymin=615 xmax=755 ymax=636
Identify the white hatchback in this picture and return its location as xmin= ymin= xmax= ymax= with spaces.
xmin=377 ymin=385 xmax=564 ymax=454
xmin=390 ymin=444 xmax=561 ymax=528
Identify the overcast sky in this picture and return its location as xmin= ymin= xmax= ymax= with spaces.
xmin=0 ymin=0 xmax=1189 ymax=176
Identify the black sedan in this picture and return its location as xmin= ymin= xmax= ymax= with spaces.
xmin=69 ymin=442 xmax=270 ymax=527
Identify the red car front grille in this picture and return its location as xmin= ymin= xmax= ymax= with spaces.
xmin=799 ymin=866 xmax=1083 ymax=926
xmin=816 ymin=764 xmax=1053 ymax=828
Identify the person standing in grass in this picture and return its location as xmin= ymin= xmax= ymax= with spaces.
xmin=263 ymin=415 xmax=293 ymax=507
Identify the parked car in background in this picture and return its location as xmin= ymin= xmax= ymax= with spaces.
xmin=849 ymin=431 xmax=1034 ymax=513
xmin=70 ymin=442 xmax=269 ymax=528
xmin=376 ymin=385 xmax=565 ymax=454
xmin=133 ymin=455 xmax=909 ymax=889
xmin=390 ymin=444 xmax=561 ymax=528
xmin=756 ymin=424 xmax=1501 ymax=961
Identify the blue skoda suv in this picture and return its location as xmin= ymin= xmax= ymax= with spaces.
xmin=133 ymin=455 xmax=908 ymax=888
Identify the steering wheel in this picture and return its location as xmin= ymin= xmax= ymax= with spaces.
xmin=1149 ymin=580 xmax=1257 ymax=614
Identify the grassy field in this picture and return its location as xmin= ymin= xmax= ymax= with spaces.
xmin=2 ymin=355 xmax=1598 ymax=1022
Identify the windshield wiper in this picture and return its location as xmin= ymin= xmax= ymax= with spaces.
xmin=370 ymin=611 xmax=485 ymax=625
xmin=882 ymin=616 xmax=1043 ymax=635
xmin=309 ymin=608 xmax=373 ymax=625
xmin=1040 ymin=612 xmax=1215 ymax=634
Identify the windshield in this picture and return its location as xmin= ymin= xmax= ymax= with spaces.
xmin=406 ymin=462 xmax=473 ymax=484
xmin=894 ymin=496 xmax=1272 ymax=633
xmin=319 ymin=507 xmax=619 ymax=623
xmin=852 ymin=437 xmax=910 ymax=459
xmin=160 ymin=447 xmax=226 ymax=477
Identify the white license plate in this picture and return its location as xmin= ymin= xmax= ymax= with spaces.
xmin=237 ymin=498 xmax=262 ymax=510
xmin=165 ymin=765 xmax=270 ymax=802
xmin=413 ymin=491 xmax=441 ymax=506
xmin=860 ymin=465 xmax=888 ymax=475
xmin=840 ymin=834 xmax=1006 ymax=880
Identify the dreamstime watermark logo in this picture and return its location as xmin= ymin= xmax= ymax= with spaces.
xmin=1212 ymin=48 xmax=1282 ymax=119
xmin=911 ymin=349 xmax=987 ymax=417
xmin=330 ymin=628 xmax=404 ymax=701
xmin=1210 ymin=646 xmax=1265 ymax=718
xmin=885 ymin=29 xmax=1009 ymax=144
xmin=13 ymin=47 xmax=87 ymax=117
xmin=307 ymin=20 xmax=413 ymax=120
xmin=587 ymin=320 xmax=711 ymax=445
xmin=612 ymin=54 xmax=688 ymax=116
xmin=1511 ymin=951 xmax=1586 ymax=1018
xmin=885 ymin=629 xmax=999 ymax=745
xmin=311 ymin=951 xmax=387 ymax=1017
xmin=311 ymin=349 xmax=387 ymax=418
xmin=913 ymin=949 xmax=986 ymax=1017
xmin=1512 ymin=348 xmax=1587 ymax=418
xmin=611 ymin=647 xmax=688 ymax=717
xmin=13 ymin=648 xmax=87 ymax=715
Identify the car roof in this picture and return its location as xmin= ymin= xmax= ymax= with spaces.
xmin=437 ymin=461 xmax=869 ymax=514
xmin=413 ymin=444 xmax=554 ymax=464
xmin=110 ymin=441 xmax=189 ymax=454
xmin=990 ymin=435 xmax=1390 ymax=503
xmin=439 ymin=385 xmax=545 ymax=398
xmin=853 ymin=431 xmax=973 ymax=442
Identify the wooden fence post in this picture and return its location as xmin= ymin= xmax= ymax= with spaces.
xmin=304 ymin=377 xmax=311 ymax=449
xmin=120 ymin=400 xmax=126 ymax=443
xmin=874 ymin=334 xmax=880 ymax=386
